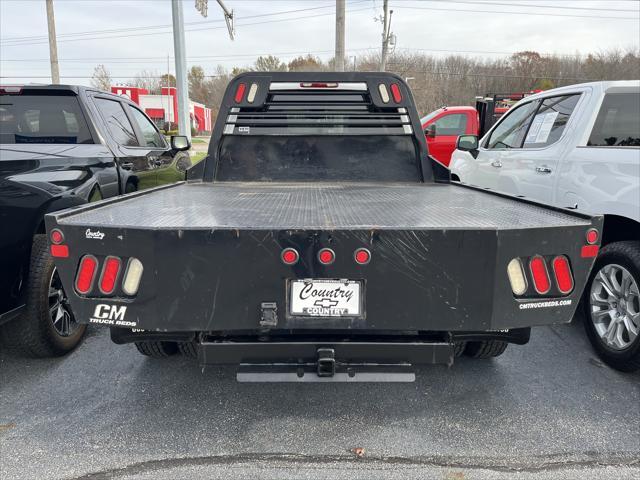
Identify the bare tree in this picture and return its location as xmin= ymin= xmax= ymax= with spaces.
xmin=90 ymin=64 xmax=112 ymax=92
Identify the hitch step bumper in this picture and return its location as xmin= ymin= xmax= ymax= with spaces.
xmin=198 ymin=341 xmax=454 ymax=381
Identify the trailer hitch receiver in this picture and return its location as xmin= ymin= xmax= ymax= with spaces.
xmin=317 ymin=348 xmax=336 ymax=377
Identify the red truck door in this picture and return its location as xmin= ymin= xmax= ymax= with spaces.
xmin=422 ymin=109 xmax=476 ymax=167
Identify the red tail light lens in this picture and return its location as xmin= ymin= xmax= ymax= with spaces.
xmin=75 ymin=255 xmax=98 ymax=294
xmin=99 ymin=256 xmax=122 ymax=294
xmin=529 ymin=256 xmax=551 ymax=294
xmin=50 ymin=229 xmax=64 ymax=245
xmin=581 ymin=245 xmax=599 ymax=258
xmin=281 ymin=248 xmax=299 ymax=265
xmin=300 ymin=82 xmax=338 ymax=88
xmin=390 ymin=83 xmax=402 ymax=103
xmin=354 ymin=248 xmax=371 ymax=265
xmin=318 ymin=248 xmax=335 ymax=265
xmin=234 ymin=83 xmax=246 ymax=103
xmin=552 ymin=256 xmax=574 ymax=294
xmin=50 ymin=244 xmax=69 ymax=258
xmin=586 ymin=229 xmax=599 ymax=244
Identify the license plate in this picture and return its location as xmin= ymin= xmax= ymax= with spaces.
xmin=289 ymin=279 xmax=363 ymax=317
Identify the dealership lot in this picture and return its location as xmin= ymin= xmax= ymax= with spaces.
xmin=1 ymin=315 xmax=638 ymax=480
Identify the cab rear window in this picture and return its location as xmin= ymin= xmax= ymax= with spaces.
xmin=0 ymin=95 xmax=93 ymax=144
xmin=588 ymin=93 xmax=640 ymax=147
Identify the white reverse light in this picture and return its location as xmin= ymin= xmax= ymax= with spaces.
xmin=122 ymin=258 xmax=144 ymax=296
xmin=507 ymin=258 xmax=527 ymax=295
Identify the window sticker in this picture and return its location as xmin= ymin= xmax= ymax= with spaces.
xmin=533 ymin=111 xmax=559 ymax=143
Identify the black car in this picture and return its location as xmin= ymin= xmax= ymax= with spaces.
xmin=0 ymin=84 xmax=191 ymax=357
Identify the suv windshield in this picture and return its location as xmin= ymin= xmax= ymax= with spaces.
xmin=0 ymin=94 xmax=93 ymax=144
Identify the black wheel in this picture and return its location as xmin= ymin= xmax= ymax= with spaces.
xmin=0 ymin=235 xmax=86 ymax=357
xmin=453 ymin=341 xmax=466 ymax=357
xmin=582 ymin=241 xmax=640 ymax=373
xmin=464 ymin=340 xmax=508 ymax=359
xmin=134 ymin=341 xmax=178 ymax=358
xmin=178 ymin=341 xmax=198 ymax=358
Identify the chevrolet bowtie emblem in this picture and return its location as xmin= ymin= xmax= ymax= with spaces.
xmin=314 ymin=298 xmax=339 ymax=308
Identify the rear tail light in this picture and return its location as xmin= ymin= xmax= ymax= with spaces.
xmin=234 ymin=83 xmax=246 ymax=103
xmin=122 ymin=258 xmax=144 ymax=296
xmin=552 ymin=256 xmax=574 ymax=294
xmin=390 ymin=83 xmax=402 ymax=103
xmin=529 ymin=256 xmax=551 ymax=294
xmin=378 ymin=84 xmax=390 ymax=103
xmin=354 ymin=248 xmax=371 ymax=265
xmin=586 ymin=229 xmax=599 ymax=244
xmin=318 ymin=248 xmax=335 ymax=265
xmin=75 ymin=255 xmax=98 ymax=294
xmin=247 ymin=83 xmax=258 ymax=103
xmin=507 ymin=258 xmax=527 ymax=295
xmin=281 ymin=248 xmax=299 ymax=265
xmin=50 ymin=229 xmax=64 ymax=245
xmin=50 ymin=244 xmax=69 ymax=258
xmin=99 ymin=256 xmax=121 ymax=295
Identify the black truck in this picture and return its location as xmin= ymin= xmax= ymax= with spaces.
xmin=0 ymin=84 xmax=191 ymax=357
xmin=45 ymin=73 xmax=603 ymax=381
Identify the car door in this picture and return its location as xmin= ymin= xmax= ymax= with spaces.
xmin=425 ymin=112 xmax=468 ymax=166
xmin=467 ymin=100 xmax=540 ymax=192
xmin=91 ymin=96 xmax=157 ymax=192
xmin=125 ymin=105 xmax=188 ymax=186
xmin=495 ymin=94 xmax=582 ymax=203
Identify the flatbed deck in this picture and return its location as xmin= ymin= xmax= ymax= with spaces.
xmin=56 ymin=182 xmax=590 ymax=230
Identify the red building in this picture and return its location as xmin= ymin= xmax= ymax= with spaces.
xmin=111 ymin=85 xmax=212 ymax=133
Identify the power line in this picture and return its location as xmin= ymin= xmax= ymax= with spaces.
xmin=0 ymin=1 xmax=370 ymax=43
xmin=393 ymin=4 xmax=639 ymax=20
xmin=0 ymin=6 xmax=374 ymax=47
xmin=424 ymin=0 xmax=640 ymax=13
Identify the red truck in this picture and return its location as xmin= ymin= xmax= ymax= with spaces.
xmin=422 ymin=92 xmax=542 ymax=166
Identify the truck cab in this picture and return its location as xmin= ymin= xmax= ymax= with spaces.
xmin=421 ymin=106 xmax=478 ymax=166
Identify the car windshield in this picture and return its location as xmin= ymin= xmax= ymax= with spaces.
xmin=0 ymin=94 xmax=93 ymax=144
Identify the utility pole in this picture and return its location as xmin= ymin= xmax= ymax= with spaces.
xmin=334 ymin=0 xmax=345 ymax=71
xmin=45 ymin=0 xmax=60 ymax=83
xmin=172 ymin=0 xmax=234 ymax=140
xmin=171 ymin=0 xmax=190 ymax=140
xmin=380 ymin=0 xmax=394 ymax=72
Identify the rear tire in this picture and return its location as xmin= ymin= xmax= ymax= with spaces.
xmin=582 ymin=241 xmax=640 ymax=373
xmin=134 ymin=341 xmax=178 ymax=358
xmin=178 ymin=341 xmax=198 ymax=358
xmin=0 ymin=235 xmax=86 ymax=357
xmin=464 ymin=340 xmax=508 ymax=359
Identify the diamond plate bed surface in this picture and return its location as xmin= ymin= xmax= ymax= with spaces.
xmin=58 ymin=182 xmax=591 ymax=230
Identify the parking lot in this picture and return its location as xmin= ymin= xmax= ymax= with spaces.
xmin=1 ymin=315 xmax=638 ymax=480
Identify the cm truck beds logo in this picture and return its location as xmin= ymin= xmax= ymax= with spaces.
xmin=90 ymin=304 xmax=136 ymax=327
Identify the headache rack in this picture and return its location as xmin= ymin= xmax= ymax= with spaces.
xmin=223 ymin=81 xmax=414 ymax=136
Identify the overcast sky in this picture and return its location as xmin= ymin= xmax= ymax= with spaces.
xmin=1 ymin=0 xmax=638 ymax=85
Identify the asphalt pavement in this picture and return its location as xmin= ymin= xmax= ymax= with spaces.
xmin=1 ymin=316 xmax=638 ymax=480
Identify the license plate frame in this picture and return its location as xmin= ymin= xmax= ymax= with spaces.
xmin=288 ymin=279 xmax=364 ymax=318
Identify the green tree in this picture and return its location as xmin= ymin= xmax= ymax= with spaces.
xmin=188 ymin=65 xmax=208 ymax=104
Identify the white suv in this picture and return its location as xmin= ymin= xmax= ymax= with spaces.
xmin=450 ymin=81 xmax=640 ymax=372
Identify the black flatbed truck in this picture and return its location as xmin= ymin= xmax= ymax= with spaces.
xmin=46 ymin=73 xmax=602 ymax=381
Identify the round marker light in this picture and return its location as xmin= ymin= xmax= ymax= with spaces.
xmin=50 ymin=229 xmax=64 ymax=245
xmin=354 ymin=248 xmax=371 ymax=265
xmin=586 ymin=229 xmax=599 ymax=245
xmin=318 ymin=248 xmax=335 ymax=265
xmin=281 ymin=248 xmax=299 ymax=265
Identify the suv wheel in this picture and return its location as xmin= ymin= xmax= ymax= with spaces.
xmin=583 ymin=241 xmax=640 ymax=372
xmin=0 ymin=235 xmax=86 ymax=357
